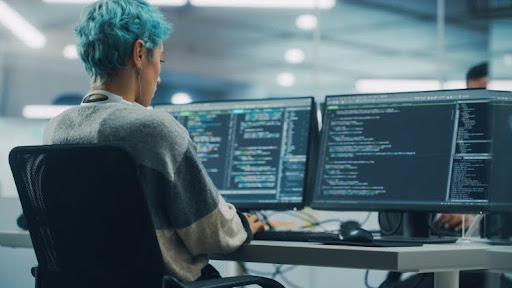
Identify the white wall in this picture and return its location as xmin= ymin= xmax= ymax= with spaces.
xmin=2 ymin=56 xmax=89 ymax=117
xmin=0 ymin=198 xmax=37 ymax=287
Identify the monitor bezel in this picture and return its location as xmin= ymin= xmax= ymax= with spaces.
xmin=311 ymin=89 xmax=505 ymax=214
xmin=154 ymin=96 xmax=317 ymax=211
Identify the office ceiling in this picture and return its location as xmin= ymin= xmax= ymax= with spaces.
xmin=0 ymin=0 xmax=510 ymax=101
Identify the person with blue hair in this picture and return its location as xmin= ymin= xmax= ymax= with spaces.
xmin=43 ymin=0 xmax=265 ymax=282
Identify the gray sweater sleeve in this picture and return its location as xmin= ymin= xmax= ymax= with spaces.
xmin=99 ymin=110 xmax=251 ymax=255
xmin=170 ymin=142 xmax=252 ymax=254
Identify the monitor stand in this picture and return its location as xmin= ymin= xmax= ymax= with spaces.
xmin=402 ymin=212 xmax=431 ymax=238
xmin=484 ymin=213 xmax=512 ymax=245
xmin=380 ymin=212 xmax=458 ymax=244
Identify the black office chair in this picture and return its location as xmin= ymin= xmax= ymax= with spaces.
xmin=9 ymin=144 xmax=284 ymax=288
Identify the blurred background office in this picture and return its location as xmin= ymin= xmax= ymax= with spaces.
xmin=0 ymin=0 xmax=511 ymax=287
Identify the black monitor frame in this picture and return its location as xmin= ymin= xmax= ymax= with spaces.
xmin=311 ymin=89 xmax=512 ymax=214
xmin=154 ymin=96 xmax=318 ymax=211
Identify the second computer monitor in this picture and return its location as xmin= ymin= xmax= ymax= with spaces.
xmin=155 ymin=97 xmax=316 ymax=210
xmin=312 ymin=89 xmax=512 ymax=213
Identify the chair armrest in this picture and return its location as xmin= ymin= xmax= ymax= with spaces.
xmin=162 ymin=275 xmax=284 ymax=288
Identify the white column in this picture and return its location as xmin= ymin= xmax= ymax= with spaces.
xmin=434 ymin=271 xmax=459 ymax=288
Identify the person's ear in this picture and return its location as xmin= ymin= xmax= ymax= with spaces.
xmin=132 ymin=39 xmax=145 ymax=69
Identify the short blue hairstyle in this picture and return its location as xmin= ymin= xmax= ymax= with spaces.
xmin=74 ymin=0 xmax=172 ymax=84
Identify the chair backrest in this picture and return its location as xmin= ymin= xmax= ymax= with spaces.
xmin=9 ymin=144 xmax=165 ymax=288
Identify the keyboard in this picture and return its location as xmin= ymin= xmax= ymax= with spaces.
xmin=378 ymin=236 xmax=458 ymax=244
xmin=254 ymin=231 xmax=339 ymax=242
xmin=487 ymin=239 xmax=512 ymax=246
xmin=253 ymin=231 xmax=423 ymax=247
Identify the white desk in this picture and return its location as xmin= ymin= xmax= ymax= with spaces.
xmin=212 ymin=240 xmax=488 ymax=288
xmin=0 ymin=230 xmax=32 ymax=248
xmin=2 ymin=230 xmax=511 ymax=288
xmin=488 ymin=245 xmax=512 ymax=273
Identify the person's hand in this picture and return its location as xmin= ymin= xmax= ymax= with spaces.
xmin=435 ymin=214 xmax=474 ymax=232
xmin=243 ymin=213 xmax=265 ymax=234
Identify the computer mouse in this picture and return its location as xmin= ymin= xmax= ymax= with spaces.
xmin=339 ymin=227 xmax=374 ymax=243
xmin=340 ymin=220 xmax=361 ymax=231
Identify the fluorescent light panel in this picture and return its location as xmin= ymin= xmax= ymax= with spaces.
xmin=488 ymin=80 xmax=512 ymax=91
xmin=356 ymin=79 xmax=512 ymax=93
xmin=296 ymin=14 xmax=318 ymax=30
xmin=63 ymin=44 xmax=79 ymax=59
xmin=0 ymin=1 xmax=47 ymax=49
xmin=42 ymin=0 xmax=188 ymax=5
xmin=356 ymin=79 xmax=441 ymax=93
xmin=285 ymin=48 xmax=305 ymax=64
xmin=42 ymin=0 xmax=95 ymax=2
xmin=277 ymin=72 xmax=296 ymax=87
xmin=23 ymin=105 xmax=74 ymax=119
xmin=190 ymin=0 xmax=335 ymax=9
xmin=171 ymin=92 xmax=192 ymax=104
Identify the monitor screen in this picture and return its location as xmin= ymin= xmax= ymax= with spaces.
xmin=312 ymin=89 xmax=512 ymax=213
xmin=155 ymin=97 xmax=316 ymax=210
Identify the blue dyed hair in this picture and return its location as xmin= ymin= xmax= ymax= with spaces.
xmin=74 ymin=0 xmax=172 ymax=84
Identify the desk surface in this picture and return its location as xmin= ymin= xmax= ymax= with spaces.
xmin=2 ymin=230 xmax=511 ymax=273
xmin=0 ymin=230 xmax=32 ymax=249
xmin=213 ymin=240 xmax=490 ymax=273
xmin=487 ymin=245 xmax=512 ymax=273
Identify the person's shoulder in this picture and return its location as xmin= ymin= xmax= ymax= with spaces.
xmin=101 ymin=105 xmax=189 ymax=143
xmin=43 ymin=105 xmax=83 ymax=135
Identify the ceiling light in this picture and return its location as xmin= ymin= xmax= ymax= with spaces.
xmin=171 ymin=92 xmax=192 ymax=104
xmin=42 ymin=0 xmax=187 ymax=6
xmin=488 ymin=80 xmax=512 ymax=91
xmin=42 ymin=0 xmax=95 ymax=2
xmin=190 ymin=0 xmax=335 ymax=9
xmin=296 ymin=14 xmax=318 ymax=30
xmin=0 ymin=1 xmax=47 ymax=49
xmin=277 ymin=72 xmax=296 ymax=87
xmin=443 ymin=81 xmax=465 ymax=90
xmin=285 ymin=48 xmax=305 ymax=64
xmin=356 ymin=79 xmax=442 ymax=93
xmin=63 ymin=44 xmax=79 ymax=60
xmin=22 ymin=105 xmax=73 ymax=119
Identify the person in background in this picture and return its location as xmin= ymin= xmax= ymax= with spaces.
xmin=434 ymin=62 xmax=488 ymax=233
xmin=42 ymin=0 xmax=264 ymax=282
xmin=466 ymin=62 xmax=488 ymax=89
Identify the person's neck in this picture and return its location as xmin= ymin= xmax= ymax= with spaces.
xmin=91 ymin=72 xmax=137 ymax=103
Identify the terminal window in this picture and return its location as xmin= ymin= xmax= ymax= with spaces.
xmin=314 ymin=91 xmax=509 ymax=209
xmin=156 ymin=98 xmax=312 ymax=205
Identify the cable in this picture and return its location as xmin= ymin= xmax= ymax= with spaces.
xmin=378 ymin=272 xmax=402 ymax=288
xmin=298 ymin=210 xmax=321 ymax=224
xmin=242 ymin=262 xmax=299 ymax=278
xmin=282 ymin=211 xmax=318 ymax=224
xmin=360 ymin=212 xmax=372 ymax=226
xmin=298 ymin=219 xmax=343 ymax=230
xmin=239 ymin=262 xmax=275 ymax=277
xmin=277 ymin=269 xmax=304 ymax=288
xmin=271 ymin=264 xmax=282 ymax=279
xmin=364 ymin=270 xmax=379 ymax=288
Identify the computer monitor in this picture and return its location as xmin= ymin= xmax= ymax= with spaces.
xmin=488 ymin=92 xmax=512 ymax=212
xmin=312 ymin=89 xmax=512 ymax=213
xmin=155 ymin=97 xmax=318 ymax=210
